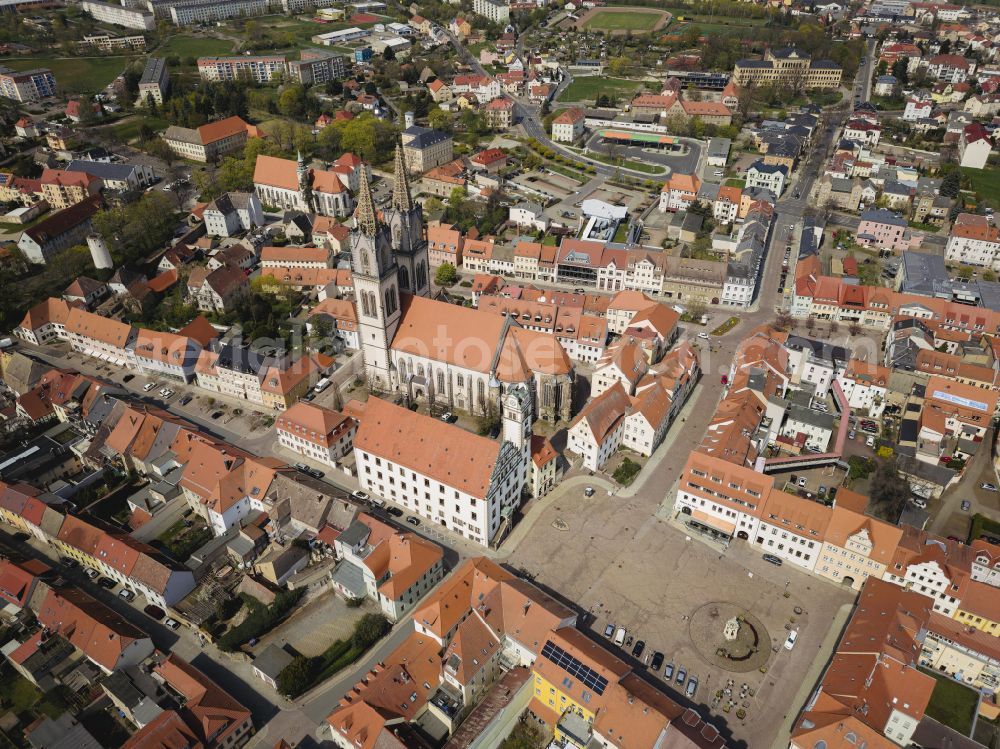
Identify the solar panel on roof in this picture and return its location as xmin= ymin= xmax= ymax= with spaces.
xmin=540 ymin=640 xmax=608 ymax=696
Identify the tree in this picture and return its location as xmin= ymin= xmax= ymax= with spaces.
xmin=352 ymin=613 xmax=390 ymax=650
xmin=277 ymin=656 xmax=317 ymax=697
xmin=957 ymin=266 xmax=974 ymax=280
xmin=870 ymin=458 xmax=908 ymax=521
xmin=940 ymin=170 xmax=961 ymax=198
xmin=435 ymin=263 xmax=458 ymax=287
xmin=278 ymin=84 xmax=308 ymax=118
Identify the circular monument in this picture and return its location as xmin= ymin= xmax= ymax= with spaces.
xmin=688 ymin=602 xmax=772 ymax=673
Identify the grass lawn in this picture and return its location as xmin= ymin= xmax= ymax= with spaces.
xmin=0 ymin=56 xmax=129 ymax=94
xmin=545 ymin=163 xmax=587 ymax=184
xmin=160 ymin=35 xmax=234 ymax=59
xmin=560 ymin=76 xmax=643 ymax=103
xmin=583 ymin=9 xmax=664 ymax=31
xmin=157 ymin=517 xmax=213 ymax=562
xmin=108 ymin=115 xmax=170 ymax=142
xmin=964 ymin=167 xmax=1000 ymax=209
xmin=542 ymin=235 xmax=557 ymax=246
xmin=583 ymin=150 xmax=665 ymax=174
xmin=920 ymin=668 xmax=979 ymax=735
xmin=711 ymin=317 xmax=740 ymax=335
xmin=158 ymin=35 xmax=234 ymax=60
xmin=725 ymin=178 xmax=746 ymax=189
xmin=612 ymin=457 xmax=642 ymax=485
xmin=0 ymin=665 xmax=42 ymax=715
xmin=968 ymin=513 xmax=1000 ymax=543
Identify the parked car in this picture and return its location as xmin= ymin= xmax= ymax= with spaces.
xmin=763 ymin=553 xmax=783 ymax=566
xmin=179 ymin=395 xmax=193 ymax=406
xmin=308 ymin=468 xmax=325 ymax=479
xmin=982 ymin=483 xmax=998 ymax=492
xmin=84 ymin=568 xmax=99 ymax=579
xmin=697 ymin=332 xmax=709 ymax=340
xmin=144 ymin=605 xmax=165 ymax=620
xmin=584 ymin=486 xmax=595 ymax=497
xmin=910 ymin=497 xmax=927 ymax=509
xmin=604 ymin=623 xmax=615 ymax=638
xmin=631 ymin=640 xmax=645 ymax=658
xmin=784 ymin=630 xmax=798 ymax=650
xmin=119 ymin=589 xmax=136 ymax=602
xmin=406 ymin=515 xmax=420 ymax=526
xmin=961 ymin=500 xmax=972 ymax=512
xmin=613 ymin=627 xmax=626 ymax=646
xmin=211 ymin=411 xmax=223 ymax=419
xmin=294 ymin=463 xmax=309 ymax=472
xmin=164 ymin=618 xmax=181 ymax=630
xmin=12 ymin=532 xmax=30 ymax=542
xmin=865 ymin=436 xmax=875 ymax=448
xmin=675 ymin=667 xmax=687 ymax=685
xmin=664 ymin=663 xmax=674 ymax=680
xmin=797 ymin=477 xmax=807 ymax=488
xmin=352 ymin=490 xmax=370 ymax=502
xmin=387 ymin=507 xmax=403 ymax=518
xmin=848 ymin=430 xmax=856 ymax=440
xmin=439 ymin=412 xmax=456 ymax=423
xmin=97 ymin=576 xmax=116 ymax=589
xmin=650 ymin=651 xmax=664 ymax=671
xmin=143 ymin=382 xmax=157 ymax=391
xmin=59 ymin=557 xmax=79 ymax=569
xmin=122 ymin=374 xmax=134 ymax=383
xmin=686 ymin=676 xmax=698 ymax=698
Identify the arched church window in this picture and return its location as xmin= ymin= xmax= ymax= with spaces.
xmin=437 ymin=370 xmax=445 ymax=392
xmin=360 ymin=291 xmax=371 ymax=317
xmin=399 ymin=265 xmax=410 ymax=291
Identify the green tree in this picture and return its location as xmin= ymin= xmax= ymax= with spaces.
xmin=940 ymin=170 xmax=961 ymax=198
xmin=278 ymin=85 xmax=308 ymax=118
xmin=277 ymin=656 xmax=317 ymax=697
xmin=352 ymin=613 xmax=390 ymax=650
xmin=435 ymin=262 xmax=458 ymax=287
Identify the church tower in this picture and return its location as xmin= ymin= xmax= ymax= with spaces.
xmin=502 ymin=383 xmax=532 ymax=488
xmin=384 ymin=143 xmax=430 ymax=297
xmin=350 ymin=165 xmax=400 ymax=390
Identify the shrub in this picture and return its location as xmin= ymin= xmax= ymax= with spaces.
xmin=216 ymin=588 xmax=304 ymax=651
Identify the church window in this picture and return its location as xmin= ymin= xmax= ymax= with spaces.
xmin=457 ymin=374 xmax=464 ymax=387
xmin=418 ymin=364 xmax=425 ymax=378
xmin=437 ymin=370 xmax=445 ymax=391
xmin=478 ymin=380 xmax=486 ymax=403
xmin=399 ymin=265 xmax=410 ymax=291
xmin=360 ymin=291 xmax=372 ymax=317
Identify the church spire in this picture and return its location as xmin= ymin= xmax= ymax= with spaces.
xmin=391 ymin=142 xmax=412 ymax=212
xmin=354 ymin=164 xmax=378 ymax=236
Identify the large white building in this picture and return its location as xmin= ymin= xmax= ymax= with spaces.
xmin=351 ymin=386 xmax=532 ymax=547
xmin=347 ymin=146 xmax=574 ymax=424
xmin=253 ymin=153 xmax=353 ymax=218
xmin=80 ymin=0 xmax=155 ymax=29
xmin=197 ymin=56 xmax=287 ymax=84
xmin=169 ymin=0 xmax=268 ymax=25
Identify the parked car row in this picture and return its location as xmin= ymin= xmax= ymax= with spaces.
xmin=602 ymin=624 xmax=698 ymax=698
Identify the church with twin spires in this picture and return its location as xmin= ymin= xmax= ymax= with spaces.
xmin=348 ymin=145 xmax=574 ymax=423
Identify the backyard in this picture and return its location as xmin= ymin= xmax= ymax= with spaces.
xmin=156 ymin=516 xmax=213 ymax=562
xmin=920 ymin=668 xmax=980 ymax=736
xmin=0 ymin=56 xmax=130 ymax=94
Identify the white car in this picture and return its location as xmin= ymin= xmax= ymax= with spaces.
xmin=784 ymin=630 xmax=798 ymax=650
xmin=143 ymin=382 xmax=157 ymax=392
xmin=698 ymin=332 xmax=709 ymax=339
xmin=982 ymin=483 xmax=999 ymax=492
xmin=866 ymin=436 xmax=875 ymax=448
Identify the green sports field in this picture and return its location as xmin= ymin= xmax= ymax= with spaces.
xmin=560 ymin=76 xmax=643 ymax=102
xmin=582 ymin=9 xmax=665 ymax=30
